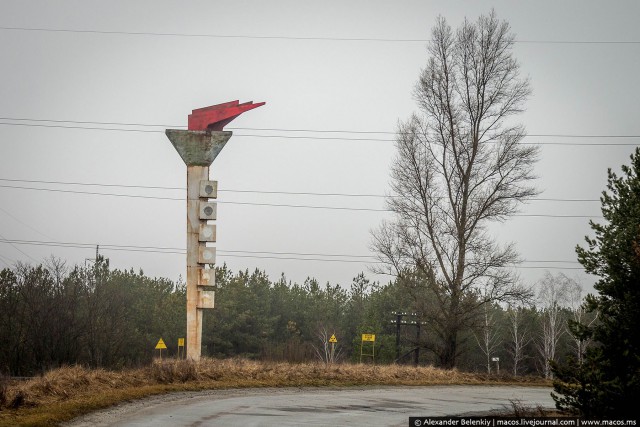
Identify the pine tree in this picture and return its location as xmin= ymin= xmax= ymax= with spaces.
xmin=552 ymin=148 xmax=640 ymax=417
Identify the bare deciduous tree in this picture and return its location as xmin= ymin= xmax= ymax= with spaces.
xmin=536 ymin=272 xmax=577 ymax=378
xmin=474 ymin=302 xmax=502 ymax=374
xmin=566 ymin=279 xmax=597 ymax=365
xmin=506 ymin=304 xmax=532 ymax=376
xmin=312 ymin=326 xmax=341 ymax=365
xmin=372 ymin=11 xmax=537 ymax=368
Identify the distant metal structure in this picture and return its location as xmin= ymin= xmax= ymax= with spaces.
xmin=165 ymin=100 xmax=265 ymax=361
xmin=391 ymin=311 xmax=425 ymax=366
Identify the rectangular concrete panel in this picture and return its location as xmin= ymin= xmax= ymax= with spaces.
xmin=198 ymin=246 xmax=216 ymax=264
xmin=197 ymin=289 xmax=215 ymax=309
xmin=199 ymin=201 xmax=217 ymax=220
xmin=199 ymin=224 xmax=216 ymax=242
xmin=199 ymin=180 xmax=218 ymax=199
xmin=198 ymin=268 xmax=214 ymax=287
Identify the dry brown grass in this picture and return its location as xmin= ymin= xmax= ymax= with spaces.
xmin=0 ymin=359 xmax=550 ymax=427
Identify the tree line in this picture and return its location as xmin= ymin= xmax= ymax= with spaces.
xmin=0 ymin=256 xmax=589 ymax=378
xmin=0 ymin=258 xmax=184 ymax=375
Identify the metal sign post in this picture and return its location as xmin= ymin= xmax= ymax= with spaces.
xmin=178 ymin=338 xmax=185 ymax=359
xmin=329 ymin=334 xmax=337 ymax=364
xmin=492 ymin=356 xmax=500 ymax=374
xmin=155 ymin=337 xmax=167 ymax=361
xmin=360 ymin=333 xmax=376 ymax=363
xmin=165 ymin=101 xmax=264 ymax=361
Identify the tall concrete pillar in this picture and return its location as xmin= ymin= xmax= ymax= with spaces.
xmin=166 ymin=129 xmax=231 ymax=361
xmin=165 ymin=100 xmax=264 ymax=361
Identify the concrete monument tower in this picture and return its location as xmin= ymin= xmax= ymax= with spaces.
xmin=165 ymin=100 xmax=265 ymax=360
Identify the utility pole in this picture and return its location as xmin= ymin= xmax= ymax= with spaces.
xmin=85 ymin=245 xmax=101 ymax=289
xmin=415 ymin=321 xmax=420 ymax=366
xmin=165 ymin=101 xmax=264 ymax=361
xmin=392 ymin=311 xmax=426 ymax=366
xmin=394 ymin=312 xmax=406 ymax=362
xmin=94 ymin=244 xmax=100 ymax=285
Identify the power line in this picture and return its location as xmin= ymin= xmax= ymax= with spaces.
xmin=0 ymin=205 xmax=56 ymax=240
xmin=1 ymin=26 xmax=639 ymax=45
xmin=505 ymin=266 xmax=584 ymax=270
xmin=236 ymin=133 xmax=640 ymax=146
xmin=3 ymin=117 xmax=640 ymax=139
xmin=0 ymin=27 xmax=433 ymax=42
xmin=0 ymin=238 xmax=584 ymax=269
xmin=221 ymin=200 xmax=382 ymax=212
xmin=0 ymin=177 xmax=602 ymax=202
xmin=0 ymin=184 xmax=183 ymax=201
xmin=0 ymin=184 xmax=604 ymax=217
xmin=519 ymin=260 xmax=581 ymax=264
xmin=528 ymin=134 xmax=640 ymax=139
xmin=0 ymin=233 xmax=38 ymax=263
xmin=223 ymin=249 xmax=375 ymax=259
xmin=2 ymin=238 xmax=580 ymax=263
xmin=0 ymin=183 xmax=386 ymax=209
xmin=0 ymin=252 xmax=15 ymax=267
xmin=0 ymin=238 xmax=377 ymax=263
xmin=1 ymin=120 xmax=639 ymax=146
xmin=220 ymin=254 xmax=371 ymax=264
xmin=0 ymin=121 xmax=162 ymax=133
xmin=0 ymin=178 xmax=183 ymax=191
xmin=0 ymin=117 xmax=180 ymax=128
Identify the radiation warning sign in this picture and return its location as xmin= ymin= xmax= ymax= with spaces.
xmin=155 ymin=338 xmax=167 ymax=350
xmin=329 ymin=334 xmax=338 ymax=343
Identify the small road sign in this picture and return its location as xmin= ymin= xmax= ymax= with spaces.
xmin=177 ymin=338 xmax=185 ymax=359
xmin=362 ymin=334 xmax=376 ymax=342
xmin=329 ymin=334 xmax=338 ymax=343
xmin=155 ymin=338 xmax=167 ymax=350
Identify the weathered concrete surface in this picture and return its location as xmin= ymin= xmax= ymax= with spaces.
xmin=186 ymin=165 xmax=208 ymax=360
xmin=165 ymin=130 xmax=232 ymax=166
xmin=64 ymin=385 xmax=554 ymax=427
xmin=164 ymin=130 xmax=225 ymax=361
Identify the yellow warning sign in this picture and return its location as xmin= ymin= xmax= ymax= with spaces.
xmin=155 ymin=338 xmax=167 ymax=349
xmin=362 ymin=334 xmax=376 ymax=342
xmin=329 ymin=334 xmax=338 ymax=343
xmin=178 ymin=338 xmax=185 ymax=347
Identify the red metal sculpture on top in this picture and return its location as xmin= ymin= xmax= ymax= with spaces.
xmin=188 ymin=100 xmax=265 ymax=131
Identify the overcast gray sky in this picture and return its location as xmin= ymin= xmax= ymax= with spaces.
xmin=1 ymin=0 xmax=638 ymax=293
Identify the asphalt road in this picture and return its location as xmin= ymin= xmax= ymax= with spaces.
xmin=65 ymin=385 xmax=554 ymax=427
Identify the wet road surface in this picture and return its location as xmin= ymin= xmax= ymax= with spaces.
xmin=65 ymin=385 xmax=554 ymax=427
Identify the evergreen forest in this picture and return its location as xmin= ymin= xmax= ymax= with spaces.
xmin=0 ymin=257 xmax=589 ymax=378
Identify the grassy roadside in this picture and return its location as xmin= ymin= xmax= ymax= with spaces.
xmin=0 ymin=358 xmax=551 ymax=427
